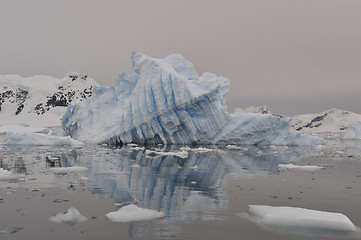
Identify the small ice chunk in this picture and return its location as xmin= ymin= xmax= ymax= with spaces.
xmin=50 ymin=207 xmax=88 ymax=225
xmin=278 ymin=164 xmax=325 ymax=171
xmin=226 ymin=145 xmax=243 ymax=150
xmin=5 ymin=132 xmax=83 ymax=146
xmin=50 ymin=166 xmax=88 ymax=173
xmin=246 ymin=205 xmax=356 ymax=233
xmin=106 ymin=204 xmax=165 ymax=222
xmin=0 ymin=168 xmax=24 ymax=180
xmin=145 ymin=150 xmax=188 ymax=158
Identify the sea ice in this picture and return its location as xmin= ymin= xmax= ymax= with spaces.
xmin=0 ymin=168 xmax=24 ymax=180
xmin=49 ymin=166 xmax=88 ymax=173
xmin=62 ymin=52 xmax=322 ymax=146
xmin=50 ymin=207 xmax=88 ymax=225
xmin=4 ymin=132 xmax=83 ymax=146
xmin=105 ymin=204 xmax=165 ymax=222
xmin=145 ymin=149 xmax=188 ymax=158
xmin=245 ymin=205 xmax=356 ymax=233
xmin=278 ymin=163 xmax=325 ymax=171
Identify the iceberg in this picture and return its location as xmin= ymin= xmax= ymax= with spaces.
xmin=106 ymin=204 xmax=165 ymax=222
xmin=50 ymin=207 xmax=88 ymax=225
xmin=62 ymin=52 xmax=321 ymax=146
xmin=244 ymin=205 xmax=356 ymax=235
xmin=4 ymin=132 xmax=83 ymax=146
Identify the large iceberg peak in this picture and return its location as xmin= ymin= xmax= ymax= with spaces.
xmin=63 ymin=52 xmax=230 ymax=145
xmin=62 ymin=52 xmax=321 ymax=146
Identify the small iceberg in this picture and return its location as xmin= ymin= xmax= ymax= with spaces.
xmin=0 ymin=168 xmax=24 ymax=180
xmin=106 ymin=204 xmax=165 ymax=222
xmin=243 ymin=205 xmax=357 ymax=236
xmin=278 ymin=163 xmax=325 ymax=171
xmin=145 ymin=149 xmax=188 ymax=158
xmin=50 ymin=207 xmax=88 ymax=225
xmin=4 ymin=132 xmax=83 ymax=146
xmin=49 ymin=166 xmax=88 ymax=173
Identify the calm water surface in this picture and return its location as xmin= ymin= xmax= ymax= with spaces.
xmin=0 ymin=139 xmax=360 ymax=239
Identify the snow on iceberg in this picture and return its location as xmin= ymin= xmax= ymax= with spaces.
xmin=62 ymin=52 xmax=321 ymax=146
xmin=245 ymin=205 xmax=356 ymax=234
xmin=4 ymin=132 xmax=83 ymax=146
xmin=106 ymin=204 xmax=165 ymax=222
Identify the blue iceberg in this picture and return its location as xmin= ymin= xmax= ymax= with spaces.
xmin=62 ymin=52 xmax=321 ymax=146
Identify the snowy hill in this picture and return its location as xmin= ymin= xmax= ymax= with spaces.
xmin=289 ymin=108 xmax=361 ymax=133
xmin=236 ymin=106 xmax=361 ymax=134
xmin=0 ymin=73 xmax=99 ymax=127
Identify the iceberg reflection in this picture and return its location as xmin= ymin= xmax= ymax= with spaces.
xmin=0 ymin=144 xmax=318 ymax=237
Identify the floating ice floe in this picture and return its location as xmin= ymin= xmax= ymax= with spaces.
xmin=0 ymin=125 xmax=48 ymax=133
xmin=49 ymin=166 xmax=88 ymax=173
xmin=225 ymin=145 xmax=243 ymax=150
xmin=145 ymin=149 xmax=188 ymax=158
xmin=0 ymin=168 xmax=24 ymax=180
xmin=105 ymin=204 xmax=165 ymax=222
xmin=180 ymin=147 xmax=214 ymax=153
xmin=4 ymin=132 xmax=83 ymax=146
xmin=50 ymin=207 xmax=88 ymax=225
xmin=244 ymin=205 xmax=356 ymax=235
xmin=62 ymin=52 xmax=322 ymax=146
xmin=278 ymin=163 xmax=325 ymax=171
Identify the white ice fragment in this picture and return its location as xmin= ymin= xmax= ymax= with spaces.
xmin=95 ymin=171 xmax=130 ymax=175
xmin=129 ymin=146 xmax=145 ymax=151
xmin=278 ymin=163 xmax=325 ymax=171
xmin=145 ymin=150 xmax=188 ymax=158
xmin=0 ymin=168 xmax=24 ymax=180
xmin=80 ymin=176 xmax=89 ymax=181
xmin=5 ymin=132 xmax=83 ymax=146
xmin=105 ymin=204 xmax=165 ymax=222
xmin=50 ymin=166 xmax=88 ymax=173
xmin=130 ymin=164 xmax=140 ymax=168
xmin=50 ymin=207 xmax=88 ymax=225
xmin=245 ymin=205 xmax=356 ymax=233
xmin=185 ymin=147 xmax=214 ymax=153
xmin=226 ymin=145 xmax=243 ymax=150
xmin=189 ymin=166 xmax=199 ymax=170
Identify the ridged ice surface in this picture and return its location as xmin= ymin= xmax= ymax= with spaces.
xmin=62 ymin=52 xmax=321 ymax=145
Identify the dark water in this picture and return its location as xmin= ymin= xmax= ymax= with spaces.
xmin=0 ymin=141 xmax=360 ymax=239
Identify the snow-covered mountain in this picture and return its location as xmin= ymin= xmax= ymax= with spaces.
xmin=236 ymin=106 xmax=361 ymax=135
xmin=0 ymin=73 xmax=99 ymax=127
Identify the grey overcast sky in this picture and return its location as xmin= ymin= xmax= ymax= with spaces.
xmin=1 ymin=0 xmax=361 ymax=116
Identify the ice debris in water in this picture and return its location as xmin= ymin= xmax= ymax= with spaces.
xmin=245 ymin=205 xmax=356 ymax=233
xmin=50 ymin=207 xmax=88 ymax=225
xmin=49 ymin=166 xmax=88 ymax=173
xmin=278 ymin=163 xmax=325 ymax=171
xmin=145 ymin=149 xmax=188 ymax=158
xmin=106 ymin=204 xmax=165 ymax=222
xmin=62 ymin=52 xmax=322 ymax=146
xmin=5 ymin=132 xmax=83 ymax=146
xmin=0 ymin=168 xmax=24 ymax=180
